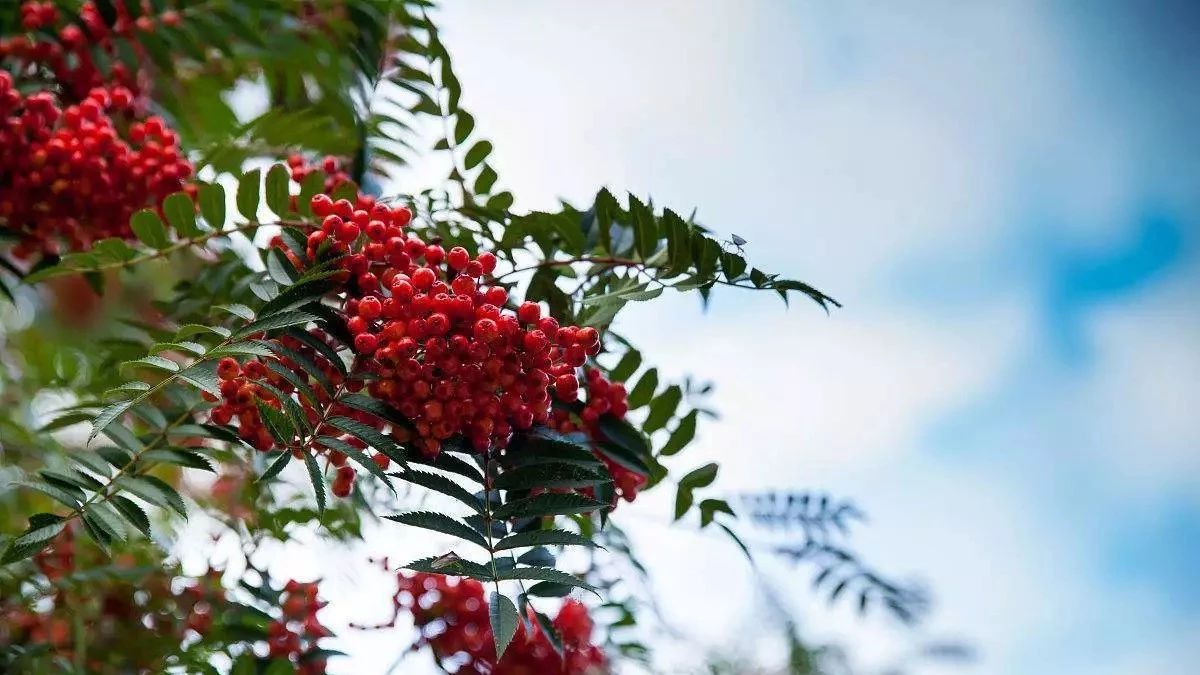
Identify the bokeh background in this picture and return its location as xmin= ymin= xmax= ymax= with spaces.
xmin=209 ymin=2 xmax=1200 ymax=673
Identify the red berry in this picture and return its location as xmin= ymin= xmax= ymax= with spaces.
xmin=354 ymin=332 xmax=378 ymax=354
xmin=447 ymin=246 xmax=470 ymax=270
xmin=411 ymin=267 xmax=436 ymax=289
xmin=217 ymin=357 xmax=240 ymax=381
xmin=517 ymin=302 xmax=541 ymax=324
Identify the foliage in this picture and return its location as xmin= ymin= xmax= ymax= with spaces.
xmin=0 ymin=2 xmax=934 ymax=674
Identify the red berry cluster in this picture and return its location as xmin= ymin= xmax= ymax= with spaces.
xmin=358 ymin=571 xmax=609 ymax=674
xmin=287 ymin=153 xmax=354 ymax=195
xmin=266 ymin=580 xmax=332 ymax=674
xmin=0 ymin=78 xmax=191 ymax=257
xmin=5 ymin=2 xmax=148 ymax=103
xmin=2 ymin=525 xmax=231 ymax=671
xmin=551 ymin=368 xmax=648 ymax=504
xmin=1 ymin=3 xmax=192 ymax=258
xmin=207 ymin=335 xmax=395 ymax=499
xmin=203 ymin=183 xmax=609 ymax=497
xmin=301 ymin=192 xmax=600 ymax=457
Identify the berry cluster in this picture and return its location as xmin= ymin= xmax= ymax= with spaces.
xmin=207 ymin=333 xmax=395 ymax=499
xmin=205 ymin=187 xmax=605 ymax=498
xmin=0 ymin=78 xmax=191 ymax=257
xmin=1 ymin=3 xmax=192 ymax=258
xmin=358 ymin=571 xmax=609 ymax=674
xmin=266 ymin=580 xmax=332 ymax=674
xmin=287 ymin=153 xmax=354 ymax=195
xmin=1 ymin=526 xmax=230 ymax=672
xmin=6 ymin=2 xmax=147 ymax=103
xmin=303 ymin=191 xmax=599 ymax=456
xmin=551 ymin=368 xmax=647 ymax=505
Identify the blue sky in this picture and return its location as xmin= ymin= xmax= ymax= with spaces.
xmin=222 ymin=3 xmax=1200 ymax=673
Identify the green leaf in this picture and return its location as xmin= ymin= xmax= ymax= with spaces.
xmin=301 ymin=451 xmax=326 ymax=512
xmin=314 ymin=436 xmax=393 ymax=492
xmin=392 ymin=468 xmax=482 ymax=513
xmin=454 ymin=111 xmax=475 ymax=144
xmin=628 ymin=195 xmax=658 ymax=259
xmin=130 ymin=210 xmax=169 ymax=249
xmin=403 ymin=553 xmax=495 ymax=579
xmin=12 ymin=480 xmax=82 ymax=509
xmin=198 ymin=182 xmax=226 ymax=231
xmin=265 ymin=248 xmax=298 ymax=285
xmin=643 ymin=385 xmax=682 ymax=433
xmin=385 ymin=512 xmax=489 ymax=550
xmin=177 ymin=362 xmax=222 ymax=397
xmin=258 ymin=451 xmax=292 ymax=483
xmin=264 ymin=164 xmax=292 ymax=217
xmin=526 ymin=581 xmax=575 ymax=597
xmin=111 ymin=495 xmax=152 ymax=537
xmin=493 ymin=528 xmax=598 ymax=552
xmin=494 ymin=567 xmax=597 ymax=594
xmin=721 ymin=250 xmax=747 ymax=280
xmin=474 ymin=164 xmax=498 ymax=194
xmin=163 ymin=192 xmax=198 ymax=238
xmin=622 ymin=286 xmax=663 ymax=302
xmin=232 ymin=310 xmax=316 ymax=340
xmin=84 ymin=502 xmax=128 ymax=541
xmin=327 ymin=417 xmax=406 ymax=467
xmin=236 ymin=169 xmax=261 ymax=221
xmin=609 ymin=349 xmax=642 ymax=383
xmin=531 ymin=609 xmax=565 ymax=657
xmin=699 ymin=498 xmax=735 ymax=528
xmin=679 ymin=462 xmax=719 ymax=490
xmin=659 ymin=409 xmax=698 ymax=456
xmin=492 ymin=493 xmax=607 ymax=520
xmin=489 ymin=592 xmax=520 ymax=660
xmin=0 ymin=516 xmax=65 ymax=564
xmin=494 ymin=463 xmax=610 ymax=491
xmin=407 ymin=452 xmax=484 ymax=484
xmin=122 ymin=355 xmax=180 ymax=374
xmin=254 ymin=400 xmax=295 ymax=446
xmin=674 ymin=485 xmax=694 ymax=520
xmin=338 ymin=393 xmax=413 ymax=430
xmin=627 ymin=368 xmax=658 ymax=409
xmin=463 ymin=140 xmax=492 ymax=169
xmin=141 ymin=448 xmax=215 ymax=472
xmin=115 ymin=476 xmax=186 ymax=517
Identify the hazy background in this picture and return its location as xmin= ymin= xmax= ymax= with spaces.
xmin=228 ymin=3 xmax=1200 ymax=673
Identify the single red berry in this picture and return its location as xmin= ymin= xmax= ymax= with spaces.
xmin=311 ymin=194 xmax=334 ymax=217
xmin=358 ymin=296 xmax=382 ymax=319
xmin=354 ymin=332 xmax=378 ymax=354
xmin=335 ymin=220 xmax=360 ymax=242
xmin=217 ymin=357 xmax=240 ymax=381
xmin=411 ymin=267 xmax=436 ymax=289
xmin=517 ymin=302 xmax=541 ymax=324
xmin=447 ymin=246 xmax=470 ymax=270
xmin=477 ymin=251 xmax=497 ymax=274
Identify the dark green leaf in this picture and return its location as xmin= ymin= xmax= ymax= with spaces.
xmin=236 ymin=169 xmax=261 ymax=221
xmin=198 ymin=182 xmax=226 ymax=231
xmin=463 ymin=140 xmax=492 ymax=169
xmin=627 ymin=368 xmax=658 ymax=409
xmin=492 ymin=493 xmax=607 ymax=520
xmin=392 ymin=468 xmax=482 ymax=513
xmin=489 ymin=592 xmax=520 ymax=660
xmin=264 ymin=164 xmax=292 ymax=217
xmin=493 ymin=528 xmax=597 ymax=552
xmin=130 ymin=210 xmax=169 ymax=249
xmin=163 ymin=192 xmax=198 ymax=238
xmin=301 ymin=451 xmax=326 ymax=512
xmin=659 ymin=409 xmax=697 ymax=456
xmin=384 ymin=512 xmax=488 ymax=549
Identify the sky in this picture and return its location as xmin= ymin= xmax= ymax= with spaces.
xmin=215 ymin=2 xmax=1200 ymax=674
